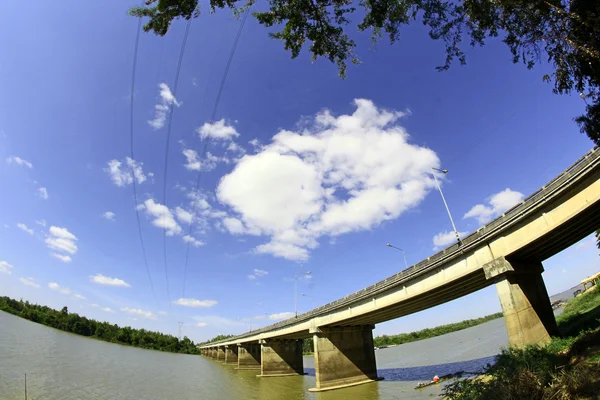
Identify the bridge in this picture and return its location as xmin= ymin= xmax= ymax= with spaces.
xmin=200 ymin=147 xmax=600 ymax=392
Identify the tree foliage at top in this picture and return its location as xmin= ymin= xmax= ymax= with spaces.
xmin=130 ymin=0 xmax=600 ymax=144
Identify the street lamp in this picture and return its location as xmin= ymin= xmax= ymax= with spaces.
xmin=301 ymin=293 xmax=315 ymax=309
xmin=295 ymin=271 xmax=311 ymax=317
xmin=431 ymin=167 xmax=462 ymax=245
xmin=386 ymin=243 xmax=409 ymax=269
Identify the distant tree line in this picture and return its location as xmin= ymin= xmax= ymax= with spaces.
xmin=0 ymin=296 xmax=199 ymax=355
xmin=373 ymin=312 xmax=503 ymax=347
xmin=198 ymin=334 xmax=235 ymax=346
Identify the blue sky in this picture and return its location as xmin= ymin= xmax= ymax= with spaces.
xmin=0 ymin=1 xmax=598 ymax=342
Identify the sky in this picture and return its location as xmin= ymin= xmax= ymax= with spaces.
xmin=0 ymin=1 xmax=598 ymax=343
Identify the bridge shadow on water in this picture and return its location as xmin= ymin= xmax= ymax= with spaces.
xmin=303 ymin=355 xmax=498 ymax=382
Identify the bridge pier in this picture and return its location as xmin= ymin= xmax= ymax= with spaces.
xmin=224 ymin=345 xmax=238 ymax=365
xmin=259 ymin=339 xmax=304 ymax=377
xmin=309 ymin=325 xmax=380 ymax=392
xmin=211 ymin=348 xmax=217 ymax=359
xmin=217 ymin=347 xmax=226 ymax=361
xmin=237 ymin=343 xmax=261 ymax=370
xmin=484 ymin=257 xmax=558 ymax=347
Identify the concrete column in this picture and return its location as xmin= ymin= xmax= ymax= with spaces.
xmin=237 ymin=343 xmax=261 ymax=370
xmin=259 ymin=339 xmax=304 ymax=377
xmin=224 ymin=345 xmax=238 ymax=365
xmin=211 ymin=348 xmax=217 ymax=359
xmin=309 ymin=325 xmax=380 ymax=392
xmin=217 ymin=347 xmax=225 ymax=361
xmin=484 ymin=257 xmax=558 ymax=347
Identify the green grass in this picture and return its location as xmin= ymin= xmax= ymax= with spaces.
xmin=443 ymin=287 xmax=600 ymax=400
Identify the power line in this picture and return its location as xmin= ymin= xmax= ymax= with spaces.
xmin=130 ymin=15 xmax=160 ymax=309
xmin=162 ymin=19 xmax=192 ymax=309
xmin=181 ymin=9 xmax=251 ymax=299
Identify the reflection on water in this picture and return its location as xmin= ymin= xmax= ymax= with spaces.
xmin=0 ymin=311 xmax=509 ymax=400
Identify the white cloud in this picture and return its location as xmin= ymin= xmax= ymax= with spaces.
xmin=142 ymin=199 xmax=182 ymax=236
xmin=182 ymin=148 xmax=229 ymax=172
xmin=174 ymin=298 xmax=218 ymax=308
xmin=216 ymin=99 xmax=439 ymax=261
xmin=432 ymin=230 xmax=467 ymax=249
xmin=38 ymin=187 xmax=48 ymax=200
xmin=194 ymin=322 xmax=208 ymax=327
xmin=51 ymin=253 xmax=72 ymax=263
xmin=35 ymin=219 xmax=46 ymax=227
xmin=268 ymin=312 xmax=295 ymax=320
xmin=175 ymin=207 xmax=193 ymax=224
xmin=16 ymin=223 xmax=33 ymax=235
xmin=19 ymin=277 xmax=40 ymax=288
xmin=102 ymin=307 xmax=116 ymax=313
xmin=105 ymin=157 xmax=150 ymax=187
xmin=46 ymin=226 xmax=78 ymax=257
xmin=6 ymin=156 xmax=33 ymax=169
xmin=254 ymin=269 xmax=268 ymax=277
xmin=148 ymin=83 xmax=180 ymax=129
xmin=247 ymin=275 xmax=256 ymax=280
xmin=48 ymin=282 xmax=71 ymax=295
xmin=0 ymin=261 xmax=14 ymax=274
xmin=103 ymin=211 xmax=116 ymax=221
xmin=197 ymin=119 xmax=239 ymax=140
xmin=73 ymin=294 xmax=86 ymax=300
xmin=463 ymin=188 xmax=524 ymax=224
xmin=89 ymin=303 xmax=99 ymax=308
xmin=183 ymin=235 xmax=205 ymax=247
xmin=121 ymin=307 xmax=157 ymax=320
xmin=89 ymin=274 xmax=131 ymax=288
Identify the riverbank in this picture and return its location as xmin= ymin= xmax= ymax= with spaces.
xmin=443 ymin=286 xmax=600 ymax=399
xmin=0 ymin=296 xmax=199 ymax=355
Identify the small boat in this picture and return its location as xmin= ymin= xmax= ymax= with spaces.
xmin=414 ymin=371 xmax=465 ymax=390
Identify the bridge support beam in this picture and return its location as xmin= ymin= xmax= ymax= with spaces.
xmin=259 ymin=339 xmax=304 ymax=377
xmin=309 ymin=325 xmax=380 ymax=392
xmin=224 ymin=345 xmax=238 ymax=365
xmin=484 ymin=257 xmax=558 ymax=347
xmin=217 ymin=347 xmax=225 ymax=361
xmin=237 ymin=343 xmax=261 ymax=370
xmin=211 ymin=348 xmax=217 ymax=359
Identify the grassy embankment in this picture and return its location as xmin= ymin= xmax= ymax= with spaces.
xmin=302 ymin=312 xmax=503 ymax=355
xmin=444 ymin=283 xmax=600 ymax=400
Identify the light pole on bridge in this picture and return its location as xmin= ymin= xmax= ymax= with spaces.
xmin=431 ymin=167 xmax=462 ymax=246
xmin=295 ymin=271 xmax=311 ymax=317
xmin=386 ymin=243 xmax=409 ymax=269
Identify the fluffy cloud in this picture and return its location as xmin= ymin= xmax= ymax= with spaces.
xmin=248 ymin=268 xmax=268 ymax=280
xmin=73 ymin=294 xmax=86 ymax=300
xmin=48 ymin=282 xmax=71 ymax=295
xmin=0 ymin=261 xmax=14 ymax=274
xmin=121 ymin=307 xmax=157 ymax=320
xmin=464 ymin=188 xmax=525 ymax=224
xmin=268 ymin=312 xmax=295 ymax=320
xmin=89 ymin=274 xmax=131 ymax=288
xmin=20 ymin=277 xmax=40 ymax=288
xmin=46 ymin=226 xmax=78 ymax=259
xmin=173 ymin=298 xmax=218 ymax=308
xmin=142 ymin=199 xmax=182 ymax=236
xmin=183 ymin=235 xmax=205 ymax=247
xmin=35 ymin=219 xmax=46 ymax=227
xmin=17 ymin=223 xmax=33 ymax=235
xmin=216 ymin=99 xmax=439 ymax=261
xmin=102 ymin=307 xmax=116 ymax=313
xmin=432 ymin=230 xmax=467 ymax=249
xmin=6 ymin=156 xmax=33 ymax=169
xmin=194 ymin=322 xmax=208 ymax=327
xmin=105 ymin=157 xmax=150 ymax=187
xmin=182 ymin=148 xmax=229 ymax=172
xmin=38 ymin=187 xmax=49 ymax=200
xmin=175 ymin=207 xmax=193 ymax=224
xmin=197 ymin=119 xmax=239 ymax=140
xmin=51 ymin=253 xmax=72 ymax=263
xmin=103 ymin=211 xmax=116 ymax=221
xmin=148 ymin=83 xmax=180 ymax=129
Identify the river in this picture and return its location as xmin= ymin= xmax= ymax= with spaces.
xmin=0 ymin=310 xmax=511 ymax=400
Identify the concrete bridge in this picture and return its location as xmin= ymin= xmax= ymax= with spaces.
xmin=200 ymin=147 xmax=600 ymax=392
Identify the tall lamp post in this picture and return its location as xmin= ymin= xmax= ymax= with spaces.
xmin=295 ymin=271 xmax=311 ymax=317
xmin=386 ymin=243 xmax=409 ymax=269
xmin=431 ymin=167 xmax=462 ymax=245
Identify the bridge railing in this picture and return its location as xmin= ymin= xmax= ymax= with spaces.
xmin=205 ymin=147 xmax=599 ymax=347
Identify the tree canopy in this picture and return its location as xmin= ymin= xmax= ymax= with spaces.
xmin=130 ymin=0 xmax=600 ymax=144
